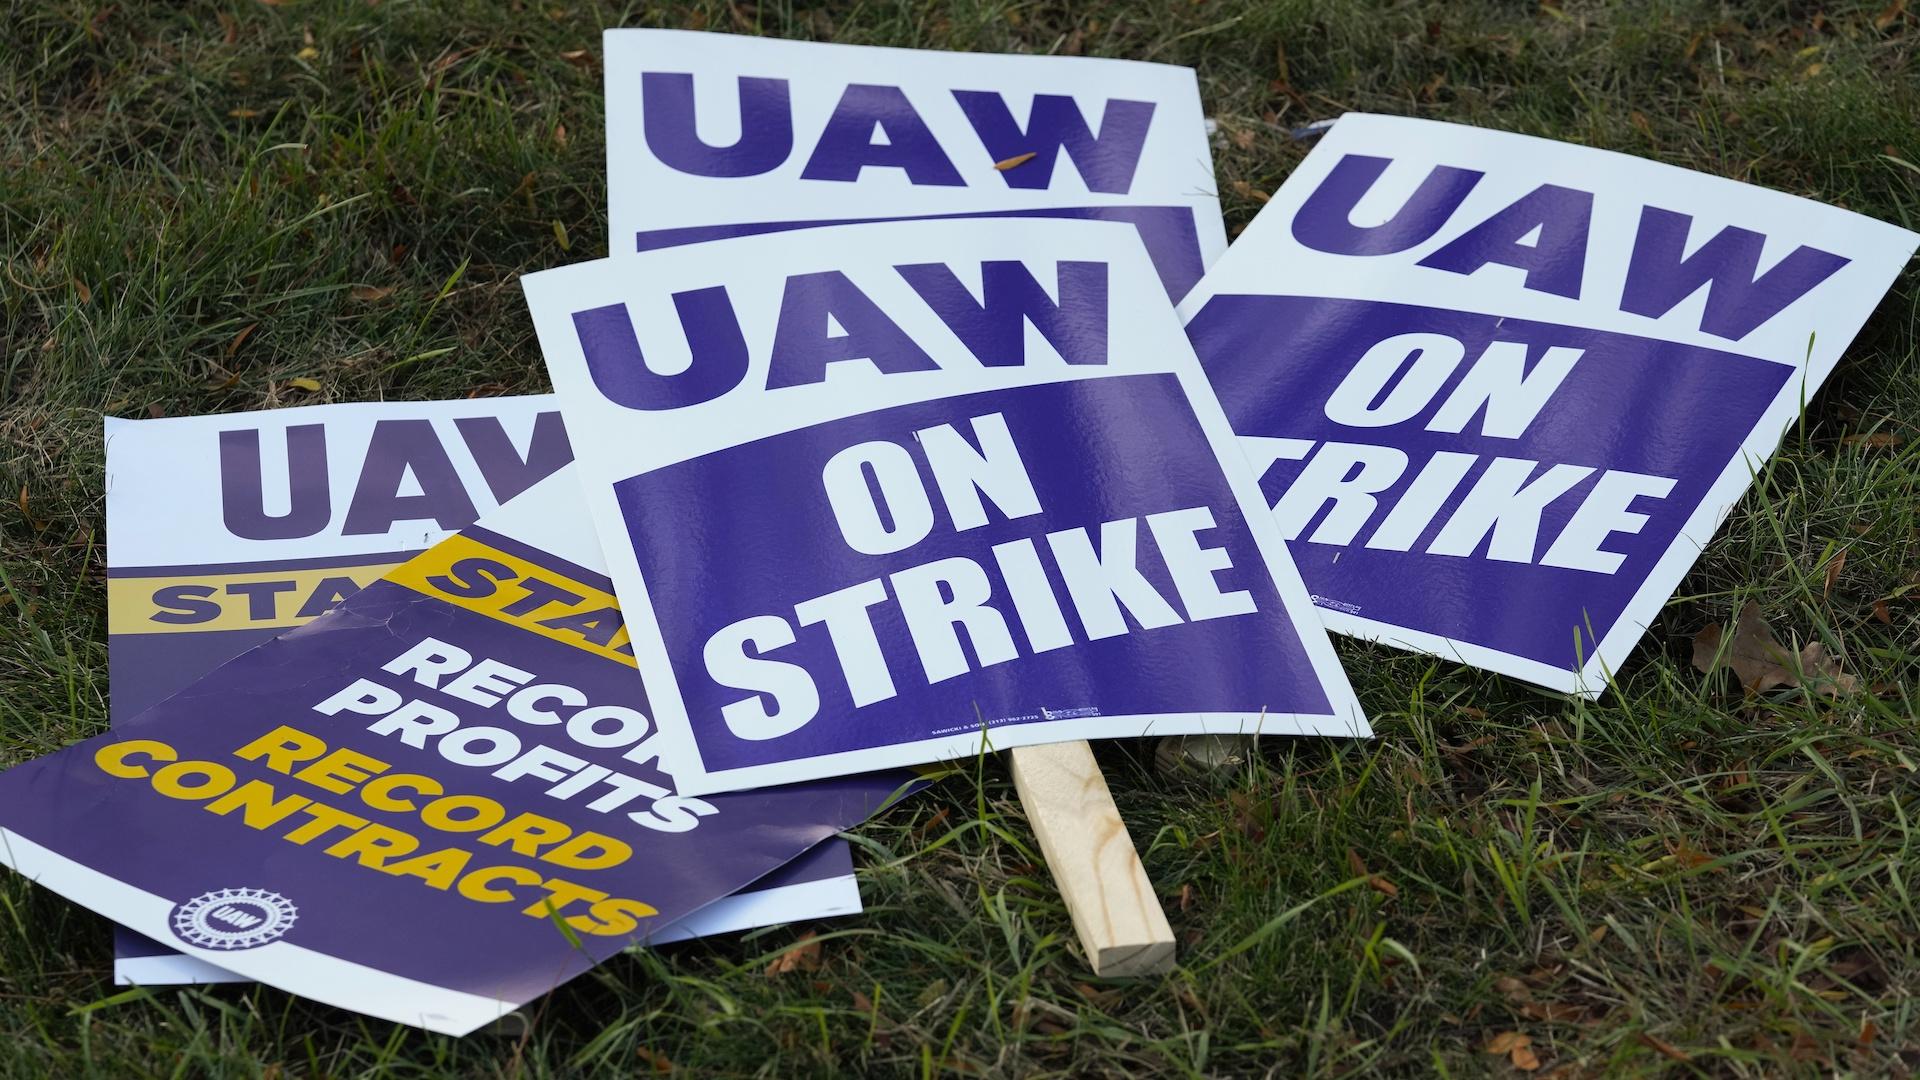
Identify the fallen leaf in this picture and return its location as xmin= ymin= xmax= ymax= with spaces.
xmin=71 ymin=279 xmax=92 ymax=303
xmin=553 ymin=122 xmax=568 ymax=147
xmin=1369 ymin=875 xmax=1400 ymax=898
xmin=1637 ymin=1033 xmax=1691 ymax=1062
xmin=1178 ymin=882 xmax=1195 ymax=911
xmin=202 ymin=370 xmax=240 ymax=391
xmin=993 ymin=151 xmax=1038 ymax=171
xmin=849 ymin=988 xmax=874 ymax=1014
xmin=1876 ymin=0 xmax=1907 ymax=30
xmin=286 ymin=377 xmax=322 ymax=392
xmin=1871 ymin=600 xmax=1892 ymax=624
xmin=226 ymin=322 xmax=257 ymax=357
xmin=1842 ymin=431 xmax=1903 ymax=449
xmin=349 ymin=284 xmax=393 ymax=302
xmin=558 ymin=49 xmax=595 ymax=68
xmin=1822 ymin=548 xmax=1846 ymax=599
xmin=1231 ymin=128 xmax=1256 ymax=150
xmin=1859 ymin=1019 xmax=1878 ymax=1045
xmin=765 ymin=930 xmax=821 ymax=976
xmin=1510 ymin=1042 xmax=1542 ymax=1071
xmin=1692 ymin=602 xmax=1858 ymax=697
xmin=296 ymin=45 xmax=318 ymax=60
xmin=1486 ymin=1031 xmax=1531 ymax=1055
xmin=217 ymin=12 xmax=238 ymax=42
xmin=1495 ymin=976 xmax=1532 ymax=1003
xmin=635 ymin=1047 xmax=673 ymax=1073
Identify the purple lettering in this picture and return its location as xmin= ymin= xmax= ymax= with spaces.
xmin=799 ymin=84 xmax=962 ymax=186
xmin=573 ymin=287 xmax=750 ymax=411
xmin=897 ymin=260 xmax=1109 ymax=367
xmin=767 ymin=271 xmax=938 ymax=388
xmin=1292 ymin=154 xmax=1484 ymax=256
xmin=454 ymin=411 xmax=573 ymax=503
xmin=641 ymin=72 xmax=792 ymax=178
xmin=1620 ymin=206 xmax=1848 ymax=340
xmin=951 ymin=92 xmax=1153 ymax=194
xmin=341 ymin=420 xmax=478 ymax=535
xmin=218 ymin=425 xmax=331 ymax=541
xmin=1418 ymin=183 xmax=1593 ymax=299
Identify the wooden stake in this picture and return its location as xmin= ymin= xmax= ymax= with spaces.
xmin=1009 ymin=741 xmax=1174 ymax=977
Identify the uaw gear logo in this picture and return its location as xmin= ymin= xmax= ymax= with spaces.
xmin=169 ymin=888 xmax=298 ymax=951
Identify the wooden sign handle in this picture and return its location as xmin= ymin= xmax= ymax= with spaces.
xmin=1009 ymin=741 xmax=1175 ymax=976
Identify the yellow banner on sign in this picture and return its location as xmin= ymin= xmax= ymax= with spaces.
xmin=107 ymin=562 xmax=404 ymax=635
xmin=386 ymin=533 xmax=636 ymax=668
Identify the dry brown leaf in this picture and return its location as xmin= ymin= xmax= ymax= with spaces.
xmin=558 ymin=49 xmax=596 ymax=68
xmin=1368 ymin=875 xmax=1400 ymax=898
xmin=553 ymin=122 xmax=568 ymax=147
xmin=226 ymin=322 xmax=257 ymax=357
xmin=993 ymin=151 xmax=1038 ymax=171
xmin=1637 ymin=1033 xmax=1691 ymax=1062
xmin=349 ymin=284 xmax=393 ymax=302
xmin=1486 ymin=1031 xmax=1531 ymax=1054
xmin=1692 ymin=602 xmax=1858 ymax=697
xmin=286 ymin=377 xmax=322 ymax=392
xmin=1871 ymin=600 xmax=1892 ymax=624
xmin=1495 ymin=976 xmax=1532 ymax=1003
xmin=635 ymin=1047 xmax=674 ymax=1073
xmin=1511 ymin=1042 xmax=1542 ymax=1071
xmin=765 ymin=930 xmax=821 ymax=976
xmin=71 ymin=279 xmax=91 ymax=304
xmin=217 ymin=12 xmax=237 ymax=43
xmin=1842 ymin=431 xmax=1903 ymax=449
xmin=849 ymin=988 xmax=874 ymax=1014
xmin=1822 ymin=548 xmax=1846 ymax=599
xmin=1875 ymin=0 xmax=1907 ymax=29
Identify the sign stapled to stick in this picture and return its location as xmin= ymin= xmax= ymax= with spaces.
xmin=603 ymin=29 xmax=1226 ymax=300
xmin=3 ymin=464 xmax=908 ymax=1034
xmin=524 ymin=218 xmax=1368 ymax=795
xmin=1178 ymin=114 xmax=1919 ymax=695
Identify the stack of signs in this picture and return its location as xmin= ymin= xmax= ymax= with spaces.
xmin=1181 ymin=115 xmax=1917 ymax=693
xmin=4 ymin=453 xmax=909 ymax=1033
xmin=103 ymin=401 xmax=864 ymax=986
xmin=522 ymin=218 xmax=1366 ymax=792
xmin=0 ymin=31 xmax=1912 ymax=1037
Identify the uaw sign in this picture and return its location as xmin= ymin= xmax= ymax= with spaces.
xmin=525 ymin=218 xmax=1366 ymax=793
xmin=602 ymin=29 xmax=1226 ymax=301
xmin=103 ymin=401 xmax=867 ymax=987
xmin=1178 ymin=114 xmax=1919 ymax=694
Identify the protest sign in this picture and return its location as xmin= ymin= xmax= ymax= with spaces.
xmin=525 ymin=218 xmax=1366 ymax=795
xmin=106 ymin=402 xmax=861 ymax=985
xmin=1178 ymin=114 xmax=1920 ymax=695
xmin=603 ymin=29 xmax=1225 ymax=301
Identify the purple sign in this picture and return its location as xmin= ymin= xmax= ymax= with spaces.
xmin=1177 ymin=114 xmax=1918 ymax=694
xmin=8 ymin=466 xmax=908 ymax=1033
xmin=526 ymin=218 xmax=1366 ymax=794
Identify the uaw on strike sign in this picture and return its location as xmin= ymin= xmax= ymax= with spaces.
xmin=1180 ymin=115 xmax=1918 ymax=695
xmin=525 ymin=218 xmax=1366 ymax=794
xmin=603 ymin=29 xmax=1225 ymax=301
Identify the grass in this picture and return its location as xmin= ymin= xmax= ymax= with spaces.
xmin=2 ymin=0 xmax=1917 ymax=1075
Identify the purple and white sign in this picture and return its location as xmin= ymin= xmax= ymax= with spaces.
xmin=604 ymin=30 xmax=1225 ymax=301
xmin=525 ymin=218 xmax=1366 ymax=794
xmin=1178 ymin=114 xmax=1918 ymax=694
xmin=4 ymin=465 xmax=908 ymax=1033
xmin=103 ymin=402 xmax=866 ymax=986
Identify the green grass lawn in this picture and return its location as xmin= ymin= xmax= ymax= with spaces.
xmin=3 ymin=1 xmax=1917 ymax=1075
